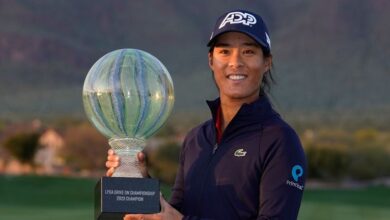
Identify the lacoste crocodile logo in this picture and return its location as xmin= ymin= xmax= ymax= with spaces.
xmin=234 ymin=148 xmax=247 ymax=157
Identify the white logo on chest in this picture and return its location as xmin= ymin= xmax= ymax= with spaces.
xmin=234 ymin=148 xmax=247 ymax=157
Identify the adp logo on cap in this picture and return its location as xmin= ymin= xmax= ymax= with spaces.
xmin=219 ymin=11 xmax=257 ymax=29
xmin=207 ymin=9 xmax=271 ymax=52
xmin=291 ymin=165 xmax=303 ymax=182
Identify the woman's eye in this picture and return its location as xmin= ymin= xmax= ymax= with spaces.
xmin=219 ymin=49 xmax=229 ymax=54
xmin=243 ymin=50 xmax=255 ymax=54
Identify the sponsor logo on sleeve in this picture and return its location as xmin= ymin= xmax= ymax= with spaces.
xmin=286 ymin=164 xmax=304 ymax=190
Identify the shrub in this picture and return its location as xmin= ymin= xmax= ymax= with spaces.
xmin=354 ymin=128 xmax=379 ymax=143
xmin=347 ymin=145 xmax=390 ymax=180
xmin=147 ymin=141 xmax=180 ymax=184
xmin=305 ymin=143 xmax=349 ymax=180
xmin=3 ymin=132 xmax=40 ymax=164
xmin=62 ymin=122 xmax=107 ymax=171
xmin=303 ymin=127 xmax=390 ymax=181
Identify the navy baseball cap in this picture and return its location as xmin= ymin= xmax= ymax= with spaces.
xmin=207 ymin=10 xmax=271 ymax=52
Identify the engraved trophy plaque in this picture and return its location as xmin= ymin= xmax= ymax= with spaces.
xmin=82 ymin=49 xmax=174 ymax=220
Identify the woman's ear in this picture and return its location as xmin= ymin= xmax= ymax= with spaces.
xmin=264 ymin=55 xmax=273 ymax=72
xmin=208 ymin=52 xmax=213 ymax=67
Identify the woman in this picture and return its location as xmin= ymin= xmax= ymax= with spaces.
xmin=106 ymin=9 xmax=306 ymax=220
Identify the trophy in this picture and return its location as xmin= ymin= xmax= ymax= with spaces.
xmin=82 ymin=49 xmax=174 ymax=220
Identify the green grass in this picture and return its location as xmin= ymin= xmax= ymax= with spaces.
xmin=0 ymin=175 xmax=389 ymax=220
xmin=298 ymin=187 xmax=390 ymax=220
xmin=0 ymin=175 xmax=95 ymax=220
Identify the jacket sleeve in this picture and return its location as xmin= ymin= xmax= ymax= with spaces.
xmin=257 ymin=127 xmax=306 ymax=220
xmin=169 ymin=134 xmax=190 ymax=212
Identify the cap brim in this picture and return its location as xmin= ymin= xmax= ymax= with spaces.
xmin=207 ymin=30 xmax=270 ymax=52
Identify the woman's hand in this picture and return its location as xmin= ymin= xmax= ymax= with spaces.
xmin=105 ymin=149 xmax=149 ymax=177
xmin=105 ymin=149 xmax=119 ymax=176
xmin=123 ymin=195 xmax=183 ymax=220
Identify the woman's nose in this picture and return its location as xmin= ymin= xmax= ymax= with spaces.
xmin=228 ymin=51 xmax=244 ymax=68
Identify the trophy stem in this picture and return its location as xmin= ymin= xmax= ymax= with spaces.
xmin=108 ymin=138 xmax=146 ymax=178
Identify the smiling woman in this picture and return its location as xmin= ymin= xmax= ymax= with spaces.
xmin=208 ymin=32 xmax=272 ymax=106
xmin=107 ymin=9 xmax=307 ymax=220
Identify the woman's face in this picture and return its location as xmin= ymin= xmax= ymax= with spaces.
xmin=209 ymin=32 xmax=272 ymax=104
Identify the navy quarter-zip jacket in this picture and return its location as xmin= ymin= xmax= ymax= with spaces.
xmin=170 ymin=96 xmax=306 ymax=220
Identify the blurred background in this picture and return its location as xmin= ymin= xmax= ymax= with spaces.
xmin=0 ymin=0 xmax=389 ymax=219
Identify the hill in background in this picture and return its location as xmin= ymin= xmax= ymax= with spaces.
xmin=0 ymin=0 xmax=389 ymax=123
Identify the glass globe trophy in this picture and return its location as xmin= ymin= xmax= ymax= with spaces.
xmin=83 ymin=49 xmax=174 ymax=220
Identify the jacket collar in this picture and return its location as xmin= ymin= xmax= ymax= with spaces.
xmin=206 ymin=95 xmax=279 ymax=142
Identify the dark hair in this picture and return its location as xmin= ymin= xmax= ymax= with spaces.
xmin=260 ymin=47 xmax=275 ymax=96
xmin=208 ymin=42 xmax=275 ymax=96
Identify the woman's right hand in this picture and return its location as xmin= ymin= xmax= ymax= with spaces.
xmin=105 ymin=149 xmax=149 ymax=177
xmin=105 ymin=149 xmax=119 ymax=177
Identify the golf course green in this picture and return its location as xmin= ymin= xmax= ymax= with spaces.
xmin=0 ymin=175 xmax=389 ymax=220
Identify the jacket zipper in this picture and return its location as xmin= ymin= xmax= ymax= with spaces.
xmin=212 ymin=143 xmax=218 ymax=154
xmin=196 ymin=141 xmax=220 ymax=216
xmin=196 ymin=115 xmax=230 ymax=215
